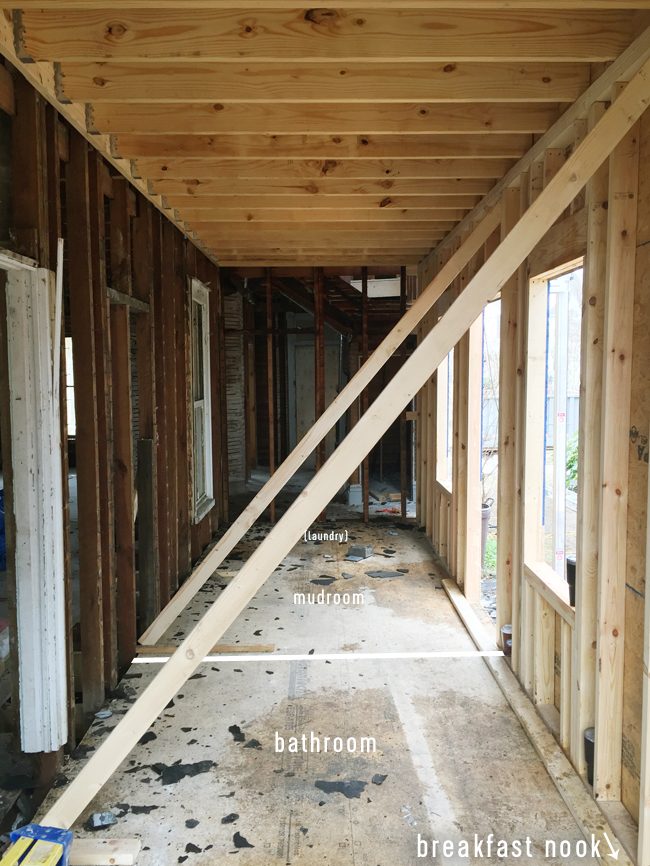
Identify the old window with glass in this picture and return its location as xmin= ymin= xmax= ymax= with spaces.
xmin=191 ymin=279 xmax=214 ymax=523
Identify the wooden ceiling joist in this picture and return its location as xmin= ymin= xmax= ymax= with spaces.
xmin=163 ymin=196 xmax=480 ymax=212
xmin=57 ymin=62 xmax=589 ymax=103
xmin=113 ymin=133 xmax=533 ymax=159
xmin=90 ymin=102 xmax=560 ymax=136
xmin=6 ymin=3 xmax=644 ymax=265
xmin=135 ymin=159 xmax=518 ymax=180
xmin=19 ymin=9 xmax=633 ymax=62
xmin=12 ymin=1 xmax=650 ymax=8
xmin=189 ymin=212 xmax=459 ymax=225
xmin=187 ymin=209 xmax=465 ymax=223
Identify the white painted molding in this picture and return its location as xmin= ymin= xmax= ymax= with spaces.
xmin=4 ymin=266 xmax=67 ymax=752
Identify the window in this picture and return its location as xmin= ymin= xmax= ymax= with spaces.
xmin=64 ymin=337 xmax=76 ymax=437
xmin=191 ymin=279 xmax=214 ymax=523
xmin=436 ymin=349 xmax=454 ymax=487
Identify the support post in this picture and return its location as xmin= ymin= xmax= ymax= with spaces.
xmin=496 ymin=187 xmax=521 ymax=643
xmin=362 ymin=266 xmax=369 ymax=523
xmin=162 ymin=220 xmax=179 ymax=593
xmin=66 ymin=131 xmax=104 ymax=712
xmin=266 ymin=268 xmax=275 ymax=523
xmin=88 ymin=151 xmax=117 ymax=689
xmin=570 ymin=103 xmax=608 ymax=776
xmin=400 ymin=266 xmax=408 ymax=520
xmin=109 ymin=177 xmax=136 ymax=674
xmin=594 ymin=107 xmax=639 ymax=802
xmin=314 ymin=267 xmax=326 ymax=520
xmin=133 ymin=199 xmax=159 ymax=630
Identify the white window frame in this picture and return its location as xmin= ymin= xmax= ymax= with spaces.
xmin=191 ymin=278 xmax=214 ymax=523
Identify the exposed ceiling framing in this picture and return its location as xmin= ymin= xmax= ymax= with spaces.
xmin=4 ymin=4 xmax=650 ymax=265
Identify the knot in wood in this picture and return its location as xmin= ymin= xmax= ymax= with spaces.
xmin=107 ymin=22 xmax=127 ymax=38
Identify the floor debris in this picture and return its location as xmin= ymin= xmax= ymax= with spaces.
xmin=315 ymin=780 xmax=367 ymax=799
xmin=233 ymin=832 xmax=254 ymax=849
xmin=228 ymin=725 xmax=245 ymax=742
xmin=152 ymin=761 xmax=214 ymax=785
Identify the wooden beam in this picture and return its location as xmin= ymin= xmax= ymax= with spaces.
xmin=90 ymin=102 xmax=560 ymax=136
xmin=107 ymin=286 xmax=150 ymax=312
xmin=174 ymin=232 xmax=191 ymax=581
xmin=136 ymin=644 xmax=275 ymax=654
xmin=266 ymin=270 xmax=276 ymax=523
xmin=12 ymin=0 xmax=650 ymax=8
xmin=110 ymin=177 xmax=137 ymax=675
xmin=188 ymin=211 xmax=462 ymax=224
xmin=69 ymin=839 xmax=140 ymax=866
xmin=0 ymin=63 xmax=15 ymax=116
xmin=151 ymin=210 xmax=171 ymax=605
xmin=133 ymin=198 xmax=159 ymax=631
xmin=67 ymin=130 xmax=104 ymax=712
xmin=139 ymin=206 xmax=501 ymax=646
xmin=594 ymin=108 xmax=640 ymax=802
xmin=570 ymin=102 xmax=608 ymax=777
xmin=205 ymin=238 xmax=444 ymax=249
xmin=362 ymin=266 xmax=370 ymax=524
xmin=59 ymin=64 xmax=588 ymax=103
xmin=161 ymin=219 xmax=179 ymax=594
xmin=456 ymin=252 xmax=483 ymax=600
xmin=400 ymin=266 xmax=408 ymax=520
xmin=200 ymin=223 xmax=451 ymax=236
xmin=21 ymin=9 xmax=632 ymax=62
xmin=164 ymin=196 xmax=479 ymax=211
xmin=87 ymin=148 xmax=118 ymax=690
xmin=45 ymin=105 xmax=75 ymax=746
xmin=116 ymin=133 xmax=533 ymax=161
xmin=495 ymin=187 xmax=520 ymax=642
xmin=140 ymin=161 xmax=515 ymax=182
xmin=220 ymin=257 xmax=431 ymax=267
xmin=314 ymin=267 xmax=326 ymax=521
xmin=12 ymin=75 xmax=49 ymax=266
xmin=43 ymin=62 xmax=650 ymax=826
xmin=527 ymin=207 xmax=587 ymax=278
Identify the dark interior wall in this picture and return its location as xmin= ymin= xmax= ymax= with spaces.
xmin=0 ymin=109 xmax=11 ymax=250
xmin=3 ymin=66 xmax=230 ymax=758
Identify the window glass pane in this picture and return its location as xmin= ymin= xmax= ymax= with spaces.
xmin=193 ymin=301 xmax=204 ymax=402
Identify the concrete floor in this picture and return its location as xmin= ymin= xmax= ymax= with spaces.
xmin=48 ymin=515 xmax=597 ymax=864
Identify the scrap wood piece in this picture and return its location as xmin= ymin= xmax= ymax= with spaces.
xmin=136 ymin=644 xmax=274 ymax=655
xmin=42 ymin=58 xmax=650 ymax=831
xmin=70 ymin=838 xmax=141 ymax=866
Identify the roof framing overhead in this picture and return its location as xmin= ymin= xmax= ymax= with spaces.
xmin=6 ymin=2 xmax=650 ymax=266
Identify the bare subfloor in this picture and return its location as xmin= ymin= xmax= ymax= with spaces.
xmin=46 ymin=516 xmax=596 ymax=864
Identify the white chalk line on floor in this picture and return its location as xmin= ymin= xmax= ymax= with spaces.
xmin=133 ymin=650 xmax=504 ymax=664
